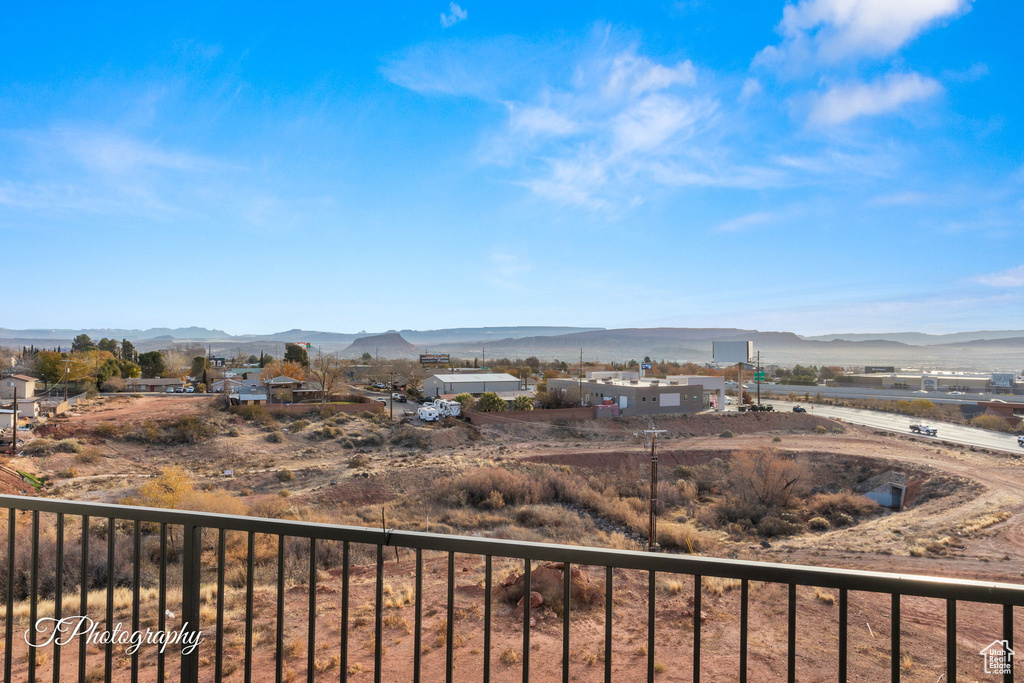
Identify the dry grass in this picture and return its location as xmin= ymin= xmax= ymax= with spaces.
xmin=813 ymin=587 xmax=836 ymax=605
xmin=958 ymin=511 xmax=1011 ymax=535
xmin=702 ymin=576 xmax=741 ymax=596
xmin=500 ymin=648 xmax=520 ymax=665
xmin=663 ymin=579 xmax=685 ymax=595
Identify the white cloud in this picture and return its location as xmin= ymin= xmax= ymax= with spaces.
xmin=941 ymin=62 xmax=989 ymax=83
xmin=739 ymin=78 xmax=762 ymax=101
xmin=808 ymin=72 xmax=942 ymax=125
xmin=975 ymin=265 xmax=1024 ymax=287
xmin=440 ymin=3 xmax=467 ymax=28
xmin=507 ymin=104 xmax=579 ymax=137
xmin=759 ymin=0 xmax=972 ymax=68
xmin=712 ymin=211 xmax=779 ymax=233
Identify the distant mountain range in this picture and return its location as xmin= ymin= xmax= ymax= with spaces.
xmin=3 ymin=326 xmax=1024 ymax=370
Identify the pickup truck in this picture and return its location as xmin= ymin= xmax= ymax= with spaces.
xmin=909 ymin=424 xmax=937 ymax=436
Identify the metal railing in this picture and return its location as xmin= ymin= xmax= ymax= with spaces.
xmin=0 ymin=494 xmax=1021 ymax=682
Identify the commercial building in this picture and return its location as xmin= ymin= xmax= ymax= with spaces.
xmin=422 ymin=373 xmax=522 ymax=398
xmin=841 ymin=372 xmax=1016 ymax=394
xmin=546 ymin=375 xmax=714 ymax=417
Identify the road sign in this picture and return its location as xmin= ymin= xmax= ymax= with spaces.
xmin=641 ymin=363 xmax=652 ymax=369
xmin=755 ymin=371 xmax=765 ymax=381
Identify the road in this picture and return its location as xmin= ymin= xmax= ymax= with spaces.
xmin=755 ymin=383 xmax=1014 ymax=405
xmin=758 ymin=399 xmax=1024 ymax=454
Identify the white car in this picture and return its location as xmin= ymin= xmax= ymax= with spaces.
xmin=373 ymin=397 xmax=387 ymax=404
xmin=185 ymin=386 xmax=195 ymax=393
xmin=948 ymin=391 xmax=964 ymax=395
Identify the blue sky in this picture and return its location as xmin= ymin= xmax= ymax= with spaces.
xmin=2 ymin=1 xmax=1022 ymax=335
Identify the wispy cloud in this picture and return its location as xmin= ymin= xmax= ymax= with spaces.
xmin=941 ymin=62 xmax=989 ymax=83
xmin=440 ymin=3 xmax=467 ymax=28
xmin=712 ymin=211 xmax=779 ymax=233
xmin=808 ymin=72 xmax=942 ymax=125
xmin=975 ymin=265 xmax=1024 ymax=287
xmin=757 ymin=0 xmax=972 ymax=70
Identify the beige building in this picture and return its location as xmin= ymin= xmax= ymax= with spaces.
xmin=548 ymin=376 xmax=708 ymax=416
xmin=1 ymin=374 xmax=38 ymax=400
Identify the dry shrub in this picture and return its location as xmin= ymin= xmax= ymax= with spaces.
xmin=266 ymin=431 xmax=285 ymax=443
xmin=24 ymin=438 xmax=82 ymax=456
xmin=290 ymin=419 xmax=310 ymax=432
xmin=389 ymin=425 xmax=429 ymax=449
xmin=806 ymin=492 xmax=878 ymax=523
xmin=447 ymin=468 xmax=543 ymax=508
xmin=657 ymin=522 xmax=708 ymax=553
xmin=277 ymin=468 xmax=294 ymax=482
xmin=756 ymin=514 xmax=803 ymax=538
xmin=307 ymin=425 xmax=341 ymax=441
xmin=93 ymin=422 xmax=125 ymax=438
xmin=813 ymin=425 xmax=828 ymax=434
xmin=807 ymin=516 xmax=831 ymax=531
xmin=719 ymin=430 xmax=734 ymax=438
xmin=232 ymin=404 xmax=270 ymax=423
xmin=728 ymin=448 xmax=808 ymax=510
xmin=969 ymin=414 xmax=1016 ymax=433
xmin=702 ymin=576 xmax=740 ymax=596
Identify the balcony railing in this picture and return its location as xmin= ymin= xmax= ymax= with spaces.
xmin=1 ymin=493 xmax=1021 ymax=682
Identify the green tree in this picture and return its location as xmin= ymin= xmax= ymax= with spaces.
xmin=361 ymin=352 xmax=373 ymax=362
xmin=96 ymin=358 xmax=122 ymax=385
xmin=475 ymin=392 xmax=507 ymax=412
xmin=453 ymin=393 xmax=475 ymax=411
xmin=138 ymin=351 xmax=167 ymax=378
xmin=284 ymin=343 xmax=310 ymax=367
xmin=259 ymin=352 xmax=273 ymax=368
xmin=120 ymin=339 xmax=137 ymax=362
xmin=247 ymin=355 xmax=259 ymax=365
xmin=512 ymin=395 xmax=534 ymax=411
xmin=97 ymin=338 xmax=119 ymax=355
xmin=119 ymin=360 xmax=141 ymax=378
xmin=34 ymin=350 xmax=66 ymax=384
xmin=190 ymin=356 xmax=210 ymax=377
xmin=71 ymin=334 xmax=95 ymax=353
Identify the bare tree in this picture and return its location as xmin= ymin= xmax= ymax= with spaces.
xmin=308 ymin=352 xmax=347 ymax=403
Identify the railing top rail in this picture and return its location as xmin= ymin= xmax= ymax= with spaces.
xmin=3 ymin=494 xmax=1023 ymax=605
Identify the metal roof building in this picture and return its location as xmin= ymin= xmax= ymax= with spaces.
xmin=422 ymin=373 xmax=522 ymax=398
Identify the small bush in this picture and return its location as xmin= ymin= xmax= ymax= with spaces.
xmin=807 ymin=516 xmax=831 ymax=531
xmin=290 ymin=420 xmax=310 ymax=432
xmin=24 ymin=438 xmax=82 ymax=456
xmin=266 ymin=431 xmax=285 ymax=443
xmin=93 ymin=422 xmax=124 ymax=438
xmin=340 ymin=439 xmax=355 ymax=449
xmin=813 ymin=425 xmax=828 ymax=434
xmin=969 ymin=414 xmax=1016 ymax=433
xmin=756 ymin=515 xmax=803 ymax=538
xmin=772 ymin=436 xmax=782 ymax=442
xmin=719 ymin=430 xmax=734 ymax=438
xmin=59 ymin=467 xmax=80 ymax=479
xmin=348 ymin=455 xmax=369 ymax=468
xmin=277 ymin=468 xmax=295 ymax=482
xmin=227 ymin=427 xmax=241 ymax=437
xmin=307 ymin=426 xmax=341 ymax=441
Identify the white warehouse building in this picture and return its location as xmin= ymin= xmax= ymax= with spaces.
xmin=422 ymin=373 xmax=522 ymax=398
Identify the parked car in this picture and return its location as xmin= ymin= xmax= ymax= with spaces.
xmin=185 ymin=386 xmax=195 ymax=393
xmin=174 ymin=387 xmax=185 ymax=393
xmin=166 ymin=387 xmax=174 ymax=393
xmin=792 ymin=405 xmax=806 ymax=413
xmin=373 ymin=397 xmax=387 ymax=404
xmin=371 ymin=383 xmax=387 ymax=390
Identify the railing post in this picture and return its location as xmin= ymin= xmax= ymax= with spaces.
xmin=180 ymin=523 xmax=202 ymax=683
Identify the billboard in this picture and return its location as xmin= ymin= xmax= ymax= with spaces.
xmin=712 ymin=341 xmax=752 ymax=364
xmin=991 ymin=373 xmax=1015 ymax=389
xmin=419 ymin=354 xmax=451 ymax=365
xmin=864 ymin=366 xmax=895 ymax=374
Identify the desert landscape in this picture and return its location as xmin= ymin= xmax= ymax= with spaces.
xmin=1 ymin=394 xmax=1022 ymax=680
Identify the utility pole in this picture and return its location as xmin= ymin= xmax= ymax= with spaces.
xmin=389 ymin=368 xmax=394 ymax=421
xmin=578 ymin=347 xmax=583 ymax=405
xmin=756 ymin=350 xmax=761 ymax=406
xmin=10 ymin=390 xmax=18 ymax=458
xmin=60 ymin=359 xmax=71 ymax=404
xmin=643 ymin=429 xmax=667 ymax=552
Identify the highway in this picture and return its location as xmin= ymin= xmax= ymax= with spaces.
xmin=756 ymin=400 xmax=1024 ymax=455
xmin=754 ymin=384 xmax=1013 ymax=406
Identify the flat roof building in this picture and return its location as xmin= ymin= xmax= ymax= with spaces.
xmin=422 ymin=373 xmax=522 ymax=398
xmin=547 ymin=375 xmax=715 ymax=416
